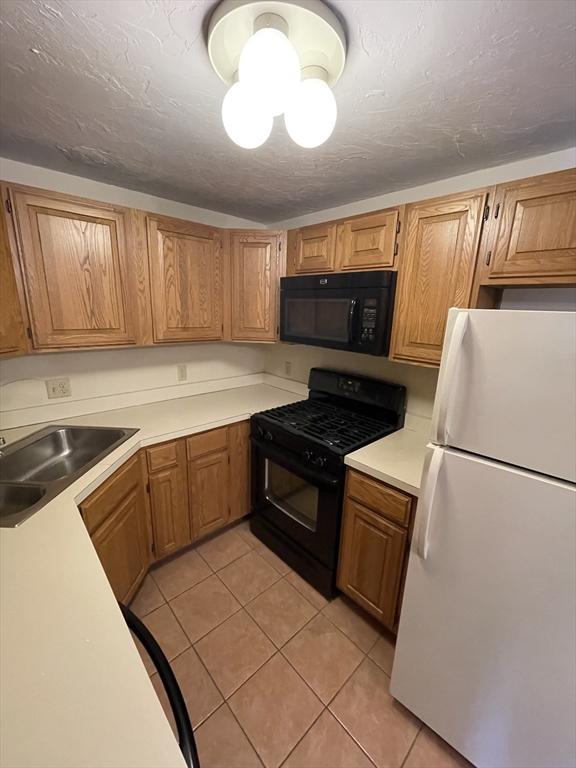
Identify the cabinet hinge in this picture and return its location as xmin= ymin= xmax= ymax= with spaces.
xmin=26 ymin=327 xmax=32 ymax=340
xmin=494 ymin=203 xmax=500 ymax=219
xmin=393 ymin=242 xmax=399 ymax=257
xmin=4 ymin=197 xmax=12 ymax=215
xmin=145 ymin=481 xmax=150 ymax=493
xmin=482 ymin=204 xmax=490 ymax=222
xmin=396 ymin=220 xmax=401 ymax=235
xmin=485 ymin=250 xmax=492 ymax=266
xmin=278 ymin=241 xmax=282 ymax=251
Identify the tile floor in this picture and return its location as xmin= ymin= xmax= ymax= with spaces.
xmin=130 ymin=520 xmax=473 ymax=768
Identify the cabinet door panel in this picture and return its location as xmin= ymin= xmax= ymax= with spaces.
xmin=10 ymin=189 xmax=134 ymax=348
xmin=231 ymin=231 xmax=279 ymax=340
xmin=91 ymin=483 xmax=150 ymax=602
xmin=149 ymin=462 xmax=191 ymax=558
xmin=0 ymin=207 xmax=27 ymax=356
xmin=294 ymin=223 xmax=336 ymax=273
xmin=390 ymin=190 xmax=486 ymax=366
xmin=228 ymin=420 xmax=250 ymax=522
xmin=148 ymin=216 xmax=223 ymax=342
xmin=338 ymin=499 xmax=406 ymax=628
xmin=488 ymin=170 xmax=576 ymax=278
xmin=337 ymin=210 xmax=399 ymax=271
xmin=189 ymin=449 xmax=229 ymax=540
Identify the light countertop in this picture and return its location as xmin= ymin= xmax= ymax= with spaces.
xmin=345 ymin=413 xmax=431 ymax=497
xmin=0 ymin=381 xmax=429 ymax=767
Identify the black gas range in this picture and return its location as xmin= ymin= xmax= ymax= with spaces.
xmin=250 ymin=368 xmax=406 ymax=598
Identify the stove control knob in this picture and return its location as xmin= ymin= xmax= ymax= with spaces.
xmin=264 ymin=431 xmax=274 ymax=441
xmin=303 ymin=450 xmax=313 ymax=462
xmin=255 ymin=424 xmax=265 ymax=438
xmin=314 ymin=456 xmax=327 ymax=468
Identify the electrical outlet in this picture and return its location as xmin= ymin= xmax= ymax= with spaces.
xmin=177 ymin=364 xmax=187 ymax=382
xmin=284 ymin=360 xmax=292 ymax=376
xmin=46 ymin=378 xmax=71 ymax=399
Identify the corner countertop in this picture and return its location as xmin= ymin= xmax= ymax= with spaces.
xmin=0 ymin=381 xmax=430 ymax=767
xmin=345 ymin=413 xmax=431 ymax=497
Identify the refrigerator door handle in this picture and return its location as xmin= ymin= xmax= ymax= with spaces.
xmin=432 ymin=311 xmax=469 ymax=445
xmin=415 ymin=447 xmax=444 ymax=560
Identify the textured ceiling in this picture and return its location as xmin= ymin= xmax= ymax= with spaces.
xmin=0 ymin=0 xmax=575 ymax=222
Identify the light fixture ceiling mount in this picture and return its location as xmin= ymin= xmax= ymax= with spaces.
xmin=207 ymin=0 xmax=347 ymax=149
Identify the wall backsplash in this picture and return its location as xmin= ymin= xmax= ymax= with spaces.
xmin=0 ymin=344 xmax=266 ymax=429
xmin=264 ymin=343 xmax=438 ymax=418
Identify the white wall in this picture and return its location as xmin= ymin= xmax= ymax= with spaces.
xmin=500 ymin=287 xmax=576 ymax=311
xmin=264 ymin=344 xmax=438 ymax=419
xmin=0 ymin=157 xmax=261 ymax=228
xmin=271 ymin=147 xmax=576 ymax=229
xmin=0 ymin=343 xmax=267 ymax=429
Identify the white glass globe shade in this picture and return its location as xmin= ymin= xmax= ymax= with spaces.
xmin=221 ymin=82 xmax=273 ymax=149
xmin=284 ymin=78 xmax=337 ymax=148
xmin=238 ymin=27 xmax=300 ymax=117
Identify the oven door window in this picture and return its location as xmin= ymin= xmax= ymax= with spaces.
xmin=264 ymin=459 xmax=319 ymax=531
xmin=284 ymin=297 xmax=352 ymax=343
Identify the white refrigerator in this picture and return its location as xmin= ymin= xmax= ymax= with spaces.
xmin=390 ymin=309 xmax=576 ymax=768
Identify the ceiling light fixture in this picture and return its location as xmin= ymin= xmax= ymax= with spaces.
xmin=207 ymin=0 xmax=346 ymax=150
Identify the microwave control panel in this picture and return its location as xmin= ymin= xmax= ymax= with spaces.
xmin=360 ymin=298 xmax=378 ymax=345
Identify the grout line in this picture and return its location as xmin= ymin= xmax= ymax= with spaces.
xmin=400 ymin=726 xmax=423 ymax=768
xmin=278 ymin=704 xmax=327 ymax=767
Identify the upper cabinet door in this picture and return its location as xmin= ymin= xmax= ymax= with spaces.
xmin=230 ymin=230 xmax=280 ymax=341
xmin=0 ymin=207 xmax=28 ymax=357
xmin=487 ymin=169 xmax=576 ymax=279
xmin=390 ymin=190 xmax=487 ymax=366
xmin=292 ymin=222 xmax=336 ymax=273
xmin=336 ymin=209 xmax=401 ymax=271
xmin=147 ymin=215 xmax=223 ymax=342
xmin=9 ymin=188 xmax=135 ymax=349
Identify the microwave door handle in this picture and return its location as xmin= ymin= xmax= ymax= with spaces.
xmin=348 ymin=298 xmax=358 ymax=344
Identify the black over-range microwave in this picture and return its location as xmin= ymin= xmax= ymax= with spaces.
xmin=280 ymin=270 xmax=396 ymax=356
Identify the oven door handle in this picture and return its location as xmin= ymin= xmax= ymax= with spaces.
xmin=347 ymin=298 xmax=358 ymax=344
xmin=252 ymin=437 xmax=341 ymax=489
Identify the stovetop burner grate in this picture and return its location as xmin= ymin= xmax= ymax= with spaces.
xmin=259 ymin=399 xmax=395 ymax=454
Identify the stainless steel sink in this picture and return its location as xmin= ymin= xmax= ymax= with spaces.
xmin=0 ymin=425 xmax=139 ymax=527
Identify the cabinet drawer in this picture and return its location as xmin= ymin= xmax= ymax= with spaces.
xmin=346 ymin=470 xmax=412 ymax=527
xmin=186 ymin=427 xmax=228 ymax=460
xmin=80 ymin=454 xmax=141 ymax=534
xmin=146 ymin=441 xmax=179 ymax=472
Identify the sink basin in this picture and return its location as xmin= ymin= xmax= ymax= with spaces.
xmin=0 ymin=426 xmax=131 ymax=483
xmin=0 ymin=425 xmax=138 ymax=527
xmin=0 ymin=483 xmax=46 ymax=518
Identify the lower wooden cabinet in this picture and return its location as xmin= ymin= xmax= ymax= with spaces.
xmin=228 ymin=420 xmax=251 ymax=522
xmin=337 ymin=469 xmax=414 ymax=630
xmin=189 ymin=448 xmax=229 ymax=539
xmin=146 ymin=440 xmax=191 ymax=558
xmin=80 ymin=455 xmax=152 ymax=602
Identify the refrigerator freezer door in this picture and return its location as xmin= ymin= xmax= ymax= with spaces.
xmin=391 ymin=446 xmax=576 ymax=768
xmin=431 ymin=309 xmax=576 ymax=483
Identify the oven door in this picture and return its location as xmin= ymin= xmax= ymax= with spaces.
xmin=280 ymin=288 xmax=359 ymax=351
xmin=252 ymin=439 xmax=343 ymax=568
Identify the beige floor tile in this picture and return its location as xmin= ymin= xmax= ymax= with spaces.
xmin=257 ymin=545 xmax=293 ymax=576
xmin=283 ymin=614 xmax=363 ymax=705
xmin=197 ymin=528 xmax=251 ymax=571
xmin=152 ymin=548 xmax=212 ymax=600
xmin=246 ymin=579 xmax=317 ymax=648
xmin=404 ymin=727 xmax=473 ymax=768
xmin=141 ymin=604 xmax=190 ymax=663
xmin=129 ymin=574 xmax=165 ymax=617
xmin=368 ymin=633 xmax=396 ymax=677
xmin=286 ymin=572 xmax=329 ymax=611
xmin=323 ymin=597 xmax=380 ymax=653
xmin=171 ymin=574 xmax=241 ymax=643
xmin=218 ymin=551 xmax=281 ymax=605
xmin=330 ymin=658 xmax=420 ymax=768
xmin=283 ymin=710 xmax=374 ymax=768
xmin=171 ymin=646 xmax=223 ymax=728
xmin=234 ymin=519 xmax=263 ymax=550
xmin=229 ymin=654 xmax=323 ymax=768
xmin=195 ymin=610 xmax=275 ymax=697
xmin=195 ymin=704 xmax=263 ymax=768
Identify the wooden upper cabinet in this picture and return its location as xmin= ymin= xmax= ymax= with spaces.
xmin=291 ymin=222 xmax=337 ymax=273
xmin=485 ymin=169 xmax=576 ymax=279
xmin=8 ymin=187 xmax=136 ymax=349
xmin=147 ymin=214 xmax=223 ymax=342
xmin=0 ymin=207 xmax=28 ymax=357
xmin=336 ymin=208 xmax=401 ymax=271
xmin=230 ymin=230 xmax=280 ymax=341
xmin=390 ymin=189 xmax=487 ymax=366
